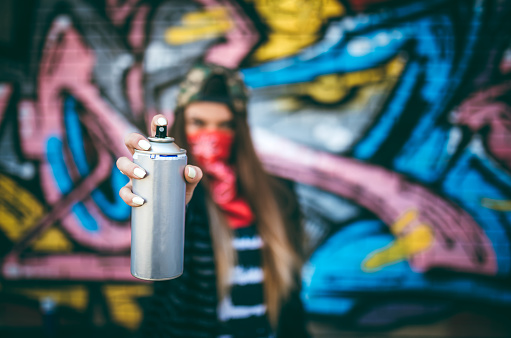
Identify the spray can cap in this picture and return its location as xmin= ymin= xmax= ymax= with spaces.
xmin=145 ymin=125 xmax=186 ymax=155
xmin=155 ymin=125 xmax=167 ymax=138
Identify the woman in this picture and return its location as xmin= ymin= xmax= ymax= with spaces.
xmin=117 ymin=63 xmax=308 ymax=337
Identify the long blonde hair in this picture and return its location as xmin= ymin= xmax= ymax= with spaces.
xmin=170 ymin=108 xmax=303 ymax=327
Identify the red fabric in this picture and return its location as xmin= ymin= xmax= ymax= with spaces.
xmin=187 ymin=130 xmax=255 ymax=228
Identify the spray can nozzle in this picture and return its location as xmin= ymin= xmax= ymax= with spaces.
xmin=155 ymin=125 xmax=167 ymax=138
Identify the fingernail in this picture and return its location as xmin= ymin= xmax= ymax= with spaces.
xmin=134 ymin=167 xmax=146 ymax=178
xmin=132 ymin=196 xmax=145 ymax=205
xmin=138 ymin=139 xmax=150 ymax=150
xmin=157 ymin=117 xmax=167 ymax=126
xmin=187 ymin=166 xmax=196 ymax=179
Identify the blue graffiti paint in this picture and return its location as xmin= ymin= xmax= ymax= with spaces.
xmin=393 ymin=126 xmax=454 ymax=182
xmin=64 ymin=97 xmax=90 ymax=178
xmin=64 ymin=96 xmax=130 ymax=221
xmin=416 ymin=16 xmax=455 ymax=102
xmin=242 ymin=25 xmax=412 ymax=89
xmin=302 ymin=218 xmax=511 ymax=318
xmin=394 ymin=1 xmax=483 ymax=178
xmin=358 ymin=14 xmax=456 ymax=163
xmin=442 ymin=144 xmax=511 ymax=275
xmin=47 ymin=137 xmax=99 ymax=232
xmin=241 ymin=12 xmax=460 ymax=167
xmin=241 ymin=0 xmax=446 ymax=89
xmin=354 ymin=61 xmax=420 ymax=159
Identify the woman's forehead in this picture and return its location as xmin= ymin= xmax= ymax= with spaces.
xmin=185 ymin=102 xmax=234 ymax=121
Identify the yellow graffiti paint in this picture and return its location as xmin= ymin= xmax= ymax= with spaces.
xmin=386 ymin=55 xmax=406 ymax=77
xmin=390 ymin=209 xmax=418 ymax=234
xmin=481 ymin=198 xmax=511 ymax=211
xmin=165 ymin=7 xmax=233 ymax=45
xmin=251 ymin=0 xmax=345 ymax=61
xmin=103 ymin=284 xmax=152 ymax=330
xmin=362 ymin=213 xmax=434 ymax=272
xmin=274 ymin=72 xmax=397 ymax=114
xmin=305 ymin=75 xmax=351 ymax=104
xmin=30 ymin=227 xmax=73 ymax=252
xmin=12 ymin=286 xmax=88 ymax=311
xmin=303 ymin=55 xmax=406 ymax=103
xmin=0 ymin=174 xmax=73 ymax=252
xmin=0 ymin=174 xmax=44 ymax=240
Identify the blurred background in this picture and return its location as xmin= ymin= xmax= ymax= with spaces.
xmin=1 ymin=0 xmax=511 ymax=337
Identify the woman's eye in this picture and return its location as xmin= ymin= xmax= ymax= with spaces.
xmin=191 ymin=119 xmax=206 ymax=127
xmin=220 ymin=121 xmax=235 ymax=130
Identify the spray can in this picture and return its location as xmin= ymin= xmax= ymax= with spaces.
xmin=131 ymin=125 xmax=187 ymax=280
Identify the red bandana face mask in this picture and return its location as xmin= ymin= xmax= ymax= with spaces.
xmin=187 ymin=130 xmax=234 ymax=165
xmin=187 ymin=130 xmax=254 ymax=228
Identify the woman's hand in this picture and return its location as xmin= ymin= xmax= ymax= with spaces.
xmin=116 ymin=114 xmax=203 ymax=207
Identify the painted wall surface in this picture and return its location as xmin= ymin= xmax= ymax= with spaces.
xmin=1 ymin=0 xmax=510 ymax=335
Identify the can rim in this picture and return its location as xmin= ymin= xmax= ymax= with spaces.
xmin=134 ymin=148 xmax=186 ymax=155
xmin=148 ymin=136 xmax=175 ymax=143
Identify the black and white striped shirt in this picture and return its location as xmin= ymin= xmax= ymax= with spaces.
xmin=217 ymin=225 xmax=273 ymax=337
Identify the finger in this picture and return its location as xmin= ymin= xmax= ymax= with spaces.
xmin=117 ymin=156 xmax=147 ymax=179
xmin=119 ymin=181 xmax=145 ymax=207
xmin=184 ymin=165 xmax=203 ymax=204
xmin=185 ymin=165 xmax=203 ymax=184
xmin=124 ymin=132 xmax=151 ymax=155
xmin=150 ymin=114 xmax=169 ymax=137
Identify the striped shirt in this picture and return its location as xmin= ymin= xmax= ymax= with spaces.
xmin=217 ymin=225 xmax=273 ymax=337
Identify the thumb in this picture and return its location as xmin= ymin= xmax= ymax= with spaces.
xmin=184 ymin=165 xmax=203 ymax=204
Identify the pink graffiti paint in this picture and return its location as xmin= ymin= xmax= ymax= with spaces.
xmin=128 ymin=4 xmax=150 ymax=52
xmin=1 ymin=16 xmax=143 ymax=281
xmin=126 ymin=63 xmax=145 ymax=119
xmin=145 ymin=107 xmax=158 ymax=136
xmin=253 ymin=128 xmax=497 ymax=275
xmin=38 ymin=20 xmax=135 ymax=159
xmin=3 ymin=254 xmax=137 ymax=281
xmin=47 ymin=138 xmax=130 ymax=251
xmin=454 ymin=82 xmax=511 ymax=169
xmin=106 ymin=0 xmax=141 ymax=27
xmin=17 ymin=100 xmax=41 ymax=159
xmin=199 ymin=0 xmax=259 ymax=68
xmin=35 ymin=19 xmax=134 ymax=249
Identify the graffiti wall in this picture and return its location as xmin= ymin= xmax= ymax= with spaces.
xmin=1 ymin=0 xmax=510 ymax=335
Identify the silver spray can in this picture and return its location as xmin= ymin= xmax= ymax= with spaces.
xmin=131 ymin=125 xmax=187 ymax=280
